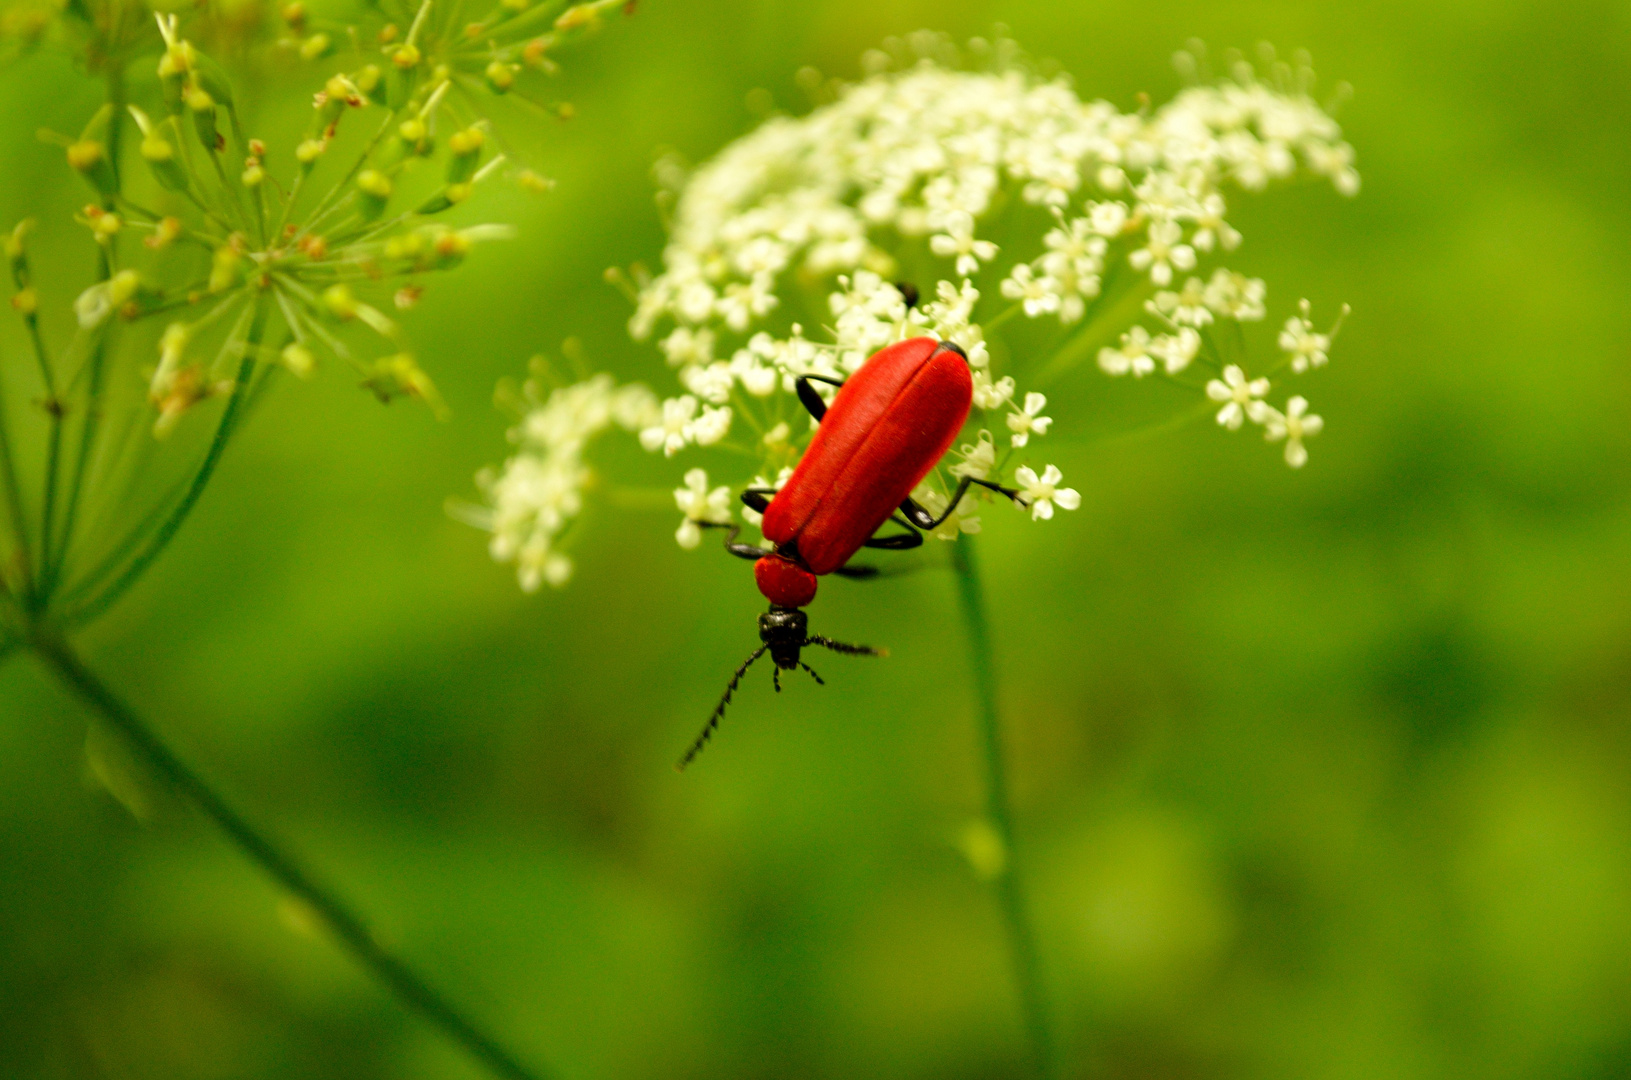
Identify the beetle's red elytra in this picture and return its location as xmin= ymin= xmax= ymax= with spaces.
xmin=761 ymin=336 xmax=972 ymax=578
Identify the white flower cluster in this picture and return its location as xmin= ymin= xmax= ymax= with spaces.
xmin=458 ymin=374 xmax=658 ymax=591
xmin=468 ymin=36 xmax=1359 ymax=588
xmin=620 ymin=37 xmax=1355 ymax=516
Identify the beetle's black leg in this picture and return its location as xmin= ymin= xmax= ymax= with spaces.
xmin=804 ymin=635 xmax=887 ymax=658
xmin=832 ymin=564 xmax=880 ymax=579
xmin=899 ymin=476 xmax=1027 ymax=531
xmin=794 ymin=374 xmax=846 ymax=422
xmin=699 ymin=521 xmax=770 ymax=561
xmin=740 ymin=487 xmax=776 ymax=514
xmin=799 ymin=662 xmax=825 ymax=685
xmin=678 ymin=645 xmax=768 ymax=770
xmin=862 ymin=526 xmax=923 ymax=550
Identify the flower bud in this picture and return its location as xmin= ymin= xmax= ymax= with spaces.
xmin=11 ymin=288 xmax=37 ymax=316
xmin=298 ymin=32 xmax=331 ymax=60
xmin=391 ymin=43 xmax=420 ymax=69
xmin=281 ymin=2 xmax=307 ymax=29
xmin=295 ymin=138 xmax=327 ymax=168
xmin=356 ymin=169 xmax=393 ymax=219
xmin=66 ymin=140 xmax=118 ymax=199
xmin=242 ymin=163 xmax=265 ymax=187
xmin=356 ymin=65 xmax=382 ymax=96
xmin=323 ymin=283 xmax=357 ymax=320
xmin=280 ymin=342 xmax=316 ymax=378
xmin=146 ymin=217 xmax=183 ymax=250
xmin=209 ymin=244 xmax=242 ymax=292
xmin=446 ymin=127 xmax=484 ymax=183
xmin=484 ymin=60 xmax=515 ymax=93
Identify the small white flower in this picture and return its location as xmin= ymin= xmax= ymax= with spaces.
xmin=972 ymin=370 xmax=1016 ymax=410
xmin=1260 ymin=396 xmax=1323 ymax=467
xmin=1000 ymin=263 xmax=1062 ymax=317
xmin=1098 ymin=325 xmax=1157 ymax=378
xmin=681 ymin=361 xmax=735 ymax=404
xmin=1006 ymin=392 xmax=1052 ymax=447
xmin=1150 ymin=277 xmax=1213 ymax=327
xmin=660 ymin=326 xmax=715 ymax=368
xmin=1279 ymin=299 xmax=1341 ymax=373
xmin=1205 ymin=365 xmax=1271 ymax=430
xmin=639 ymin=395 xmax=699 ymax=456
xmin=950 ymin=430 xmax=997 ymax=480
xmin=688 ymin=404 xmax=733 ymax=446
xmin=717 ymin=274 xmax=778 ymax=331
xmin=929 ymin=211 xmax=999 ymax=277
xmin=1203 ymin=269 xmax=1267 ymax=321
xmin=1127 ymin=219 xmax=1196 ymax=287
xmin=674 ymin=468 xmax=734 ymax=549
xmin=1087 ymin=200 xmax=1129 ymax=237
xmin=1151 ymin=328 xmax=1201 ymax=375
xmin=1014 ymin=464 xmax=1081 ymax=521
xmin=1189 ymin=192 xmax=1241 ymax=252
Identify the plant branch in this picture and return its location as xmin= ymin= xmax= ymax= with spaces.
xmin=951 ymin=535 xmax=1057 ymax=1080
xmin=0 ymin=357 xmax=37 ymax=604
xmin=28 ymin=629 xmax=551 ymax=1080
xmin=67 ymin=294 xmax=269 ymax=627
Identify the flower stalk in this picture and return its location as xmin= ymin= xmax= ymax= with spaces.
xmin=951 ymin=534 xmax=1057 ymax=1079
xmin=24 ymin=628 xmax=553 ymax=1080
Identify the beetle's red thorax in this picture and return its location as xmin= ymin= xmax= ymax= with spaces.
xmin=761 ymin=338 xmax=972 ymax=576
xmin=754 ymin=554 xmax=818 ymax=608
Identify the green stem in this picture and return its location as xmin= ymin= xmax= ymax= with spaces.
xmin=27 ymin=629 xmax=549 ymax=1080
xmin=44 ymin=321 xmax=111 ymax=600
xmin=0 ymin=355 xmax=37 ymax=604
xmin=950 ymin=534 xmax=1057 ymax=1079
xmin=67 ymin=295 xmax=269 ymax=627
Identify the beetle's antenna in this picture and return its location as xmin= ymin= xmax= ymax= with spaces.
xmin=805 ymin=635 xmax=888 ymax=658
xmin=799 ymin=662 xmax=825 ymax=685
xmin=678 ymin=645 xmax=768 ymax=771
xmin=773 ymin=666 xmax=783 ymax=693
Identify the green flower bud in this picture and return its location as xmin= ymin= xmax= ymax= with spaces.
xmin=356 ymin=169 xmax=392 ymax=220
xmin=485 ymin=60 xmax=515 ymax=94
xmin=299 ymin=32 xmax=332 ymax=60
xmin=323 ymin=283 xmax=357 ymax=320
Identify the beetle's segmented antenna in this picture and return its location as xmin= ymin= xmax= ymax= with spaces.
xmin=678 ymin=645 xmax=768 ymax=771
xmin=805 ymin=635 xmax=888 ymax=659
xmin=773 ymin=666 xmax=783 ymax=693
xmin=800 ymin=662 xmax=825 ymax=685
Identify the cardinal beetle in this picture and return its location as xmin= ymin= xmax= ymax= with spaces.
xmin=678 ymin=330 xmax=1027 ymax=768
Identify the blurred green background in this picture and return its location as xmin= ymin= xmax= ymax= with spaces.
xmin=4 ymin=0 xmax=1631 ymax=1077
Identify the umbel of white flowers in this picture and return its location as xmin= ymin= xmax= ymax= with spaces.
xmin=466 ymin=34 xmax=1357 ymax=592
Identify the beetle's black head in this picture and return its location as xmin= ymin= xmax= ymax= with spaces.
xmin=759 ymin=605 xmax=808 ymax=669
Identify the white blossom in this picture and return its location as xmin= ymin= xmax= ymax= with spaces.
xmin=1204 ymin=269 xmax=1267 ymax=321
xmin=911 ymin=483 xmax=980 ymax=540
xmin=929 ymin=210 xmax=999 ymax=277
xmin=1014 ymin=464 xmax=1081 ymax=521
xmin=639 ymin=395 xmax=699 ymax=456
xmin=1098 ymin=325 xmax=1158 ymax=378
xmin=1151 ymin=327 xmax=1202 ymax=375
xmin=1260 ymin=395 xmax=1323 ymax=467
xmin=950 ymin=430 xmax=997 ymax=480
xmin=1279 ymin=299 xmax=1345 ymax=373
xmin=1000 ymin=263 xmax=1061 ymax=318
xmin=1205 ymin=365 xmax=1271 ymax=429
xmin=1128 ymin=219 xmax=1197 ymax=287
xmin=1151 ymin=278 xmax=1213 ymax=327
xmin=1006 ymin=392 xmax=1052 ymax=447
xmin=973 ymin=370 xmax=1016 ymax=410
xmin=674 ymin=468 xmax=734 ymax=549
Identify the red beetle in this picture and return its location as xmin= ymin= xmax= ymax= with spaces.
xmin=679 ymin=334 xmax=1023 ymax=767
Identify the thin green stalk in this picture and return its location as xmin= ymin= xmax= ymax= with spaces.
xmin=67 ymin=295 xmax=268 ymax=627
xmin=951 ymin=534 xmax=1057 ymax=1080
xmin=44 ymin=324 xmax=111 ymax=599
xmin=0 ymin=363 xmax=37 ymax=604
xmin=28 ymin=629 xmax=550 ymax=1080
xmin=26 ymin=316 xmax=64 ymax=603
